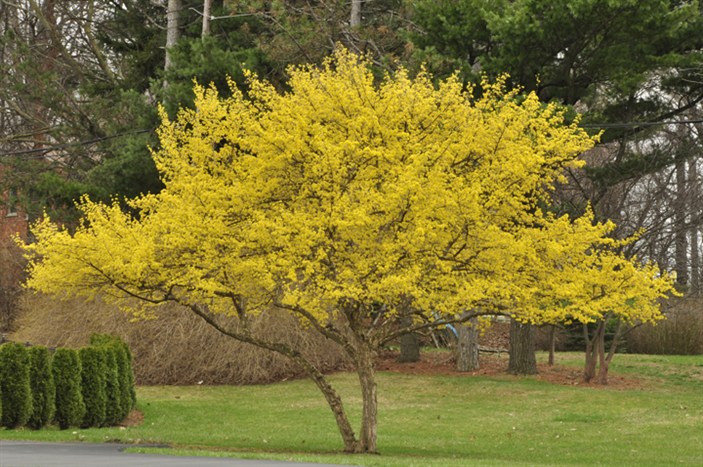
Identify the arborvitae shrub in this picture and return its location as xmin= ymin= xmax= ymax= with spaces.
xmin=102 ymin=347 xmax=122 ymax=426
xmin=79 ymin=346 xmax=107 ymax=428
xmin=27 ymin=346 xmax=55 ymax=429
xmin=90 ymin=334 xmax=136 ymax=416
xmin=0 ymin=342 xmax=33 ymax=428
xmin=122 ymin=342 xmax=137 ymax=410
xmin=52 ymin=348 xmax=85 ymax=429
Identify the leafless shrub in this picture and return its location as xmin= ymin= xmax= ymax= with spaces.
xmin=626 ymin=297 xmax=703 ymax=355
xmin=11 ymin=293 xmax=349 ymax=385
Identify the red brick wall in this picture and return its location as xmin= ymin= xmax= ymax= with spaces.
xmin=0 ymin=197 xmax=29 ymax=242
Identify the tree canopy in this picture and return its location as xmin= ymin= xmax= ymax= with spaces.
xmin=23 ymin=49 xmax=675 ymax=452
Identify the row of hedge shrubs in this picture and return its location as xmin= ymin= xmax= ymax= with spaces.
xmin=0 ymin=334 xmax=136 ymax=430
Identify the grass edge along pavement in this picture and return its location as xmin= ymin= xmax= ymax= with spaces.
xmin=1 ymin=352 xmax=702 ymax=466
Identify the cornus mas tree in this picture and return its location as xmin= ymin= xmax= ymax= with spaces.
xmin=22 ymin=49 xmax=674 ymax=453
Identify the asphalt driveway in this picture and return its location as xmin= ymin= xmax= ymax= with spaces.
xmin=0 ymin=441 xmax=353 ymax=467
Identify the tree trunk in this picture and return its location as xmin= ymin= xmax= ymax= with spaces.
xmin=356 ymin=345 xmax=378 ymax=453
xmin=165 ymin=0 xmax=182 ymax=72
xmin=455 ymin=317 xmax=479 ymax=372
xmin=675 ymin=152 xmax=688 ymax=288
xmin=596 ymin=318 xmax=624 ymax=385
xmin=307 ymin=363 xmax=360 ymax=452
xmin=201 ymin=0 xmax=212 ymax=39
xmin=583 ymin=322 xmax=601 ymax=383
xmin=690 ymin=160 xmax=700 ymax=294
xmin=189 ymin=303 xmax=361 ymax=453
xmin=583 ymin=319 xmax=623 ymax=385
xmin=508 ymin=319 xmax=537 ymax=375
xmin=350 ymin=0 xmax=362 ymax=27
xmin=397 ymin=314 xmax=420 ymax=363
xmin=548 ymin=325 xmax=556 ymax=366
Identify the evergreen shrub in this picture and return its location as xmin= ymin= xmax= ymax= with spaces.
xmin=90 ymin=334 xmax=136 ymax=417
xmin=79 ymin=346 xmax=107 ymax=428
xmin=0 ymin=342 xmax=32 ymax=428
xmin=101 ymin=346 xmax=122 ymax=426
xmin=27 ymin=346 xmax=55 ymax=429
xmin=52 ymin=348 xmax=85 ymax=429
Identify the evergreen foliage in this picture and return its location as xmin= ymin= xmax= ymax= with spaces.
xmin=123 ymin=342 xmax=137 ymax=410
xmin=0 ymin=343 xmax=32 ymax=428
xmin=90 ymin=334 xmax=136 ymax=416
xmin=26 ymin=346 xmax=55 ymax=429
xmin=78 ymin=346 xmax=107 ymax=428
xmin=52 ymin=348 xmax=85 ymax=429
xmin=101 ymin=346 xmax=123 ymax=426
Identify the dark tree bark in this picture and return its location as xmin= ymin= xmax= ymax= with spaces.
xmin=674 ymin=152 xmax=688 ymax=288
xmin=455 ymin=317 xmax=479 ymax=371
xmin=397 ymin=313 xmax=420 ymax=363
xmin=508 ymin=319 xmax=537 ymax=375
xmin=547 ymin=325 xmax=557 ymax=366
xmin=690 ymin=159 xmax=700 ymax=294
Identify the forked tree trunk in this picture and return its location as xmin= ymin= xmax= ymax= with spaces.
xmin=308 ymin=364 xmax=360 ymax=452
xmin=584 ymin=318 xmax=623 ymax=385
xmin=455 ymin=317 xmax=480 ymax=371
xmin=583 ymin=322 xmax=602 ymax=383
xmin=188 ymin=303 xmax=362 ymax=452
xmin=508 ymin=319 xmax=537 ymax=375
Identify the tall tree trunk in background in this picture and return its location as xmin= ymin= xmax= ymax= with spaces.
xmin=397 ymin=314 xmax=420 ymax=363
xmin=547 ymin=325 xmax=557 ymax=366
xmin=350 ymin=0 xmax=362 ymax=27
xmin=690 ymin=159 xmax=700 ymax=294
xmin=675 ymin=152 xmax=688 ymax=288
xmin=455 ymin=317 xmax=479 ymax=371
xmin=165 ymin=0 xmax=182 ymax=71
xmin=201 ymin=0 xmax=212 ymax=39
xmin=508 ymin=319 xmax=537 ymax=375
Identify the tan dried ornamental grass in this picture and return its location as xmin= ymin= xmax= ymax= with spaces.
xmin=11 ymin=293 xmax=349 ymax=385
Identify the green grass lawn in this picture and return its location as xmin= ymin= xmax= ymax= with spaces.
xmin=1 ymin=352 xmax=702 ymax=466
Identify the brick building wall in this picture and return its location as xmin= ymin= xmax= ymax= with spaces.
xmin=0 ymin=192 xmax=29 ymax=242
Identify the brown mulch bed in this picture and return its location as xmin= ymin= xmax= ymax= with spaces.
xmin=120 ymin=409 xmax=145 ymax=427
xmin=375 ymin=349 xmax=645 ymax=390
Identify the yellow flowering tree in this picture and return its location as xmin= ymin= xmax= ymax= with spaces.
xmin=22 ymin=49 xmax=674 ymax=453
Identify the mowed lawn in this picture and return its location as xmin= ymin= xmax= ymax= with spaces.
xmin=1 ymin=352 xmax=702 ymax=466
